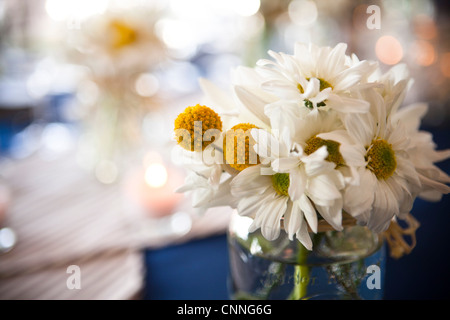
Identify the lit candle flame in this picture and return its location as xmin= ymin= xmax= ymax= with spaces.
xmin=144 ymin=163 xmax=168 ymax=188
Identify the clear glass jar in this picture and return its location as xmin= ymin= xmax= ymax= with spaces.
xmin=227 ymin=211 xmax=385 ymax=300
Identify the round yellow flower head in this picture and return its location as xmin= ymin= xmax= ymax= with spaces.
xmin=174 ymin=104 xmax=222 ymax=151
xmin=223 ymin=123 xmax=260 ymax=171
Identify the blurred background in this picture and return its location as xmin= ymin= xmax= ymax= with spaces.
xmin=0 ymin=0 xmax=449 ymax=300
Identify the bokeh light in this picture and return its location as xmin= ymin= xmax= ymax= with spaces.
xmin=95 ymin=160 xmax=118 ymax=184
xmin=413 ymin=14 xmax=438 ymax=40
xmin=45 ymin=0 xmax=108 ymax=22
xmin=288 ymin=0 xmax=318 ymax=26
xmin=135 ymin=73 xmax=160 ymax=97
xmin=232 ymin=0 xmax=261 ymax=17
xmin=440 ymin=52 xmax=450 ymax=78
xmin=411 ymin=40 xmax=436 ymax=67
xmin=375 ymin=35 xmax=404 ymax=65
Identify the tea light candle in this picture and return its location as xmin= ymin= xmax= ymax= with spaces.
xmin=124 ymin=160 xmax=185 ymax=218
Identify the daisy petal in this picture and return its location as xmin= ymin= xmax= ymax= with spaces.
xmin=237 ymin=193 xmax=268 ymax=217
xmin=199 ymin=78 xmax=235 ymax=112
xmin=307 ymin=173 xmax=342 ymax=202
xmin=296 ymin=218 xmax=313 ymax=251
xmin=302 ymin=145 xmax=328 ymax=163
xmin=344 ymin=168 xmax=377 ymax=216
xmin=298 ymin=195 xmax=318 ymax=233
xmin=320 ymin=43 xmax=347 ymax=78
xmin=418 ymin=173 xmax=450 ymax=195
xmin=231 ymin=166 xmax=270 ymax=197
xmin=316 ymin=130 xmax=352 ymax=145
xmin=344 ymin=113 xmax=373 ymax=146
xmin=284 ymin=201 xmax=301 ymax=240
xmin=304 ymin=153 xmax=336 ymax=177
xmin=252 ymin=128 xmax=285 ymax=159
xmin=327 ymin=94 xmax=370 ymax=114
xmin=392 ymin=103 xmax=428 ymax=132
xmin=288 ymin=168 xmax=306 ymax=202
xmin=315 ymin=198 xmax=343 ymax=231
xmin=234 ymin=86 xmax=271 ymax=127
xmin=232 ymin=65 xmax=264 ymax=86
xmin=332 ymin=70 xmax=362 ymax=91
xmin=259 ymin=196 xmax=288 ymax=240
xmin=419 ymin=190 xmax=443 ymax=202
xmin=272 ymin=157 xmax=301 ymax=173
xmin=396 ymin=156 xmax=421 ymax=189
xmin=369 ymin=180 xmax=399 ymax=232
xmin=303 ymin=78 xmax=320 ymax=98
xmin=264 ymin=101 xmax=301 ymax=138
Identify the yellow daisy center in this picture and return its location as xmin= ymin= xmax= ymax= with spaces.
xmin=297 ymin=77 xmax=333 ymax=94
xmin=223 ymin=123 xmax=260 ymax=171
xmin=366 ymin=139 xmax=397 ymax=180
xmin=109 ymin=20 xmax=138 ymax=49
xmin=304 ymin=136 xmax=345 ymax=167
xmin=272 ymin=173 xmax=290 ymax=197
xmin=174 ymin=104 xmax=222 ymax=151
xmin=297 ymin=78 xmax=332 ymax=109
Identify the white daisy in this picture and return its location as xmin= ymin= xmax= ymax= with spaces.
xmin=252 ymin=42 xmax=375 ymax=115
xmin=230 ymin=124 xmax=347 ymax=250
xmin=230 ymin=43 xmax=378 ymax=140
xmin=373 ymin=63 xmax=414 ymax=116
xmin=69 ymin=5 xmax=165 ymax=75
xmin=264 ymin=105 xmax=363 ymax=187
xmin=369 ymin=64 xmax=450 ymax=202
xmin=230 ymin=165 xmax=310 ymax=250
xmin=292 ymin=109 xmax=364 ymax=186
xmin=176 ymin=164 xmax=237 ymax=214
xmin=345 ymin=51 xmax=380 ymax=84
xmin=391 ymin=103 xmax=450 ymax=201
xmin=342 ymin=89 xmax=423 ymax=232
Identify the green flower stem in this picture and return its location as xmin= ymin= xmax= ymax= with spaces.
xmin=290 ymin=265 xmax=309 ymax=300
xmin=289 ymin=243 xmax=309 ymax=300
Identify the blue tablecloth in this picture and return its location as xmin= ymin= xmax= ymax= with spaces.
xmin=143 ymin=234 xmax=230 ymax=300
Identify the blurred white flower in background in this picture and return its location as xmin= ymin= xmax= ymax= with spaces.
xmin=65 ymin=3 xmax=166 ymax=77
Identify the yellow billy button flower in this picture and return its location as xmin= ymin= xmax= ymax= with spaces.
xmin=223 ymin=123 xmax=260 ymax=171
xmin=272 ymin=173 xmax=290 ymax=197
xmin=365 ymin=139 xmax=397 ymax=180
xmin=174 ymin=104 xmax=222 ymax=152
xmin=304 ymin=136 xmax=345 ymax=167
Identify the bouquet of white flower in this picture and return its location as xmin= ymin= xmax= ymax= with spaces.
xmin=173 ymin=42 xmax=450 ymax=254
